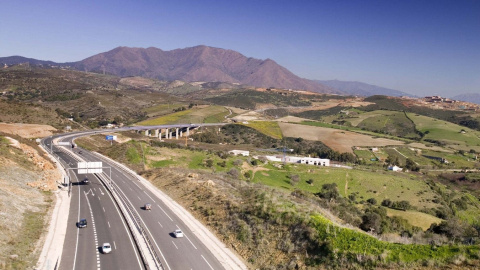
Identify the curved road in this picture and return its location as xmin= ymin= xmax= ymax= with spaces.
xmin=42 ymin=126 xmax=243 ymax=270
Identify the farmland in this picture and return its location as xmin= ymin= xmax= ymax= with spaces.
xmin=278 ymin=122 xmax=405 ymax=153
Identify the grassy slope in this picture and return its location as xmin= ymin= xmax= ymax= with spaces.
xmin=408 ymin=113 xmax=480 ymax=152
xmin=242 ymin=121 xmax=283 ymax=140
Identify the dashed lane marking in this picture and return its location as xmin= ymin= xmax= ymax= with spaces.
xmin=201 ymin=255 xmax=214 ymax=270
xmin=157 ymin=204 xmax=173 ymax=221
xmin=143 ymin=190 xmax=156 ymax=203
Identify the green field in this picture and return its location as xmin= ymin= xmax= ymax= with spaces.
xmin=242 ymin=121 xmax=283 ymax=139
xmin=356 ymin=111 xmax=419 ymax=138
xmin=386 ymin=208 xmax=442 ymax=230
xmin=144 ymin=103 xmax=186 ymax=117
xmin=137 ymin=105 xmax=228 ymax=125
xmin=408 ymin=113 xmax=480 ymax=151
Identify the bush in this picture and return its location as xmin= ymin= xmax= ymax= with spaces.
xmin=367 ymin=198 xmax=377 ymax=205
xmin=315 ymin=183 xmax=339 ymax=201
xmin=227 ymin=168 xmax=239 ymax=179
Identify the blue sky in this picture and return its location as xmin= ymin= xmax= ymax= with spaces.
xmin=2 ymin=0 xmax=479 ymax=97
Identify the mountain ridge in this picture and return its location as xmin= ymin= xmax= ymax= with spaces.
xmin=0 ymin=46 xmax=340 ymax=93
xmin=317 ymin=80 xmax=414 ymax=97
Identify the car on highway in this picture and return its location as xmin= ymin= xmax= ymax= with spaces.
xmin=81 ymin=178 xmax=89 ymax=185
xmin=102 ymin=243 xmax=112 ymax=254
xmin=173 ymin=229 xmax=184 ymax=238
xmin=78 ymin=218 xmax=87 ymax=228
xmin=78 ymin=150 xmax=83 ymax=154
xmin=144 ymin=203 xmax=151 ymax=210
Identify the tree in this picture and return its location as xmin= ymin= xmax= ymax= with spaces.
xmin=405 ymin=158 xmax=419 ymax=172
xmin=360 ymin=212 xmax=382 ymax=233
xmin=315 ymin=183 xmax=339 ymax=200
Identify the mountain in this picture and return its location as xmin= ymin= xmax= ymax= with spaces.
xmin=317 ymin=80 xmax=413 ymax=97
xmin=0 ymin=56 xmax=60 ymax=66
xmin=451 ymin=93 xmax=480 ymax=105
xmin=73 ymin=46 xmax=337 ymax=94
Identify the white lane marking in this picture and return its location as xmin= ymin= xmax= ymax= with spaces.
xmin=73 ymin=175 xmax=81 ymax=270
xmin=137 ymin=196 xmax=141 ymax=201
xmin=158 ymin=221 xmax=163 ymax=228
xmin=103 ymin=207 xmax=105 ymax=212
xmin=143 ymin=190 xmax=156 ymax=203
xmin=185 ymin=235 xmax=197 ymax=250
xmin=108 ymin=221 xmax=111 ymax=228
xmin=114 ymin=241 xmax=117 ymax=250
xmin=172 ymin=241 xmax=178 ymax=249
xmin=129 ymin=187 xmax=133 ymax=191
xmin=176 ymin=224 xmax=198 ymax=249
xmin=201 ymin=255 xmax=214 ymax=270
xmin=84 ymin=190 xmax=101 ymax=269
xmin=131 ymin=180 xmax=141 ymax=189
xmin=102 ymin=180 xmax=144 ymax=269
xmin=157 ymin=204 xmax=173 ymax=221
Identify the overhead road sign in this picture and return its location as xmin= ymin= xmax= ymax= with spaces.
xmin=78 ymin=162 xmax=103 ymax=174
xmin=57 ymin=142 xmax=71 ymax=146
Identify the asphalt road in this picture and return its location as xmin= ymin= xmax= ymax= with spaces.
xmin=42 ymin=129 xmax=227 ymax=270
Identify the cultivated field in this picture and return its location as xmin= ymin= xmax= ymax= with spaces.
xmin=278 ymin=122 xmax=405 ymax=153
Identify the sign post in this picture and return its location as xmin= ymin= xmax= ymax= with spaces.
xmin=106 ymin=135 xmax=116 ymax=145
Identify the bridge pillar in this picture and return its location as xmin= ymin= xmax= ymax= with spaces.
xmin=175 ymin=128 xmax=179 ymax=139
xmin=144 ymin=130 xmax=149 ymax=136
xmin=169 ymin=131 xmax=173 ymax=139
xmin=186 ymin=127 xmax=190 ymax=136
xmin=154 ymin=129 xmax=159 ymax=138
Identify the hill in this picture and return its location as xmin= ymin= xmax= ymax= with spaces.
xmin=317 ymin=80 xmax=412 ymax=97
xmin=451 ymin=93 xmax=480 ymax=105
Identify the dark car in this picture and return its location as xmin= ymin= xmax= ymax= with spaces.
xmin=78 ymin=218 xmax=87 ymax=228
xmin=79 ymin=150 xmax=83 ymax=154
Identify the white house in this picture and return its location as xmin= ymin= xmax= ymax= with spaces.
xmin=229 ymin=150 xmax=249 ymax=156
xmin=388 ymin=165 xmax=402 ymax=172
xmin=263 ymin=155 xmax=330 ymax=166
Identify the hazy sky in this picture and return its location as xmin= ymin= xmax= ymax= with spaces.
xmin=2 ymin=0 xmax=479 ymax=97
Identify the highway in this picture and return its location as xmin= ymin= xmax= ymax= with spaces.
xmin=41 ymin=126 xmax=238 ymax=270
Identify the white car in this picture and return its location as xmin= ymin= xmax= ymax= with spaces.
xmin=173 ymin=229 xmax=184 ymax=238
xmin=102 ymin=243 xmax=112 ymax=254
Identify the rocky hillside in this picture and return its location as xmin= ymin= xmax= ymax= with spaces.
xmin=0 ymin=133 xmax=60 ymax=268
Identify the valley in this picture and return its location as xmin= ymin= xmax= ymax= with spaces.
xmin=1 ymin=66 xmax=480 ymax=269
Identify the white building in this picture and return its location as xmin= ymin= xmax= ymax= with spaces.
xmin=263 ymin=155 xmax=330 ymax=166
xmin=388 ymin=165 xmax=402 ymax=172
xmin=229 ymin=150 xmax=249 ymax=156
